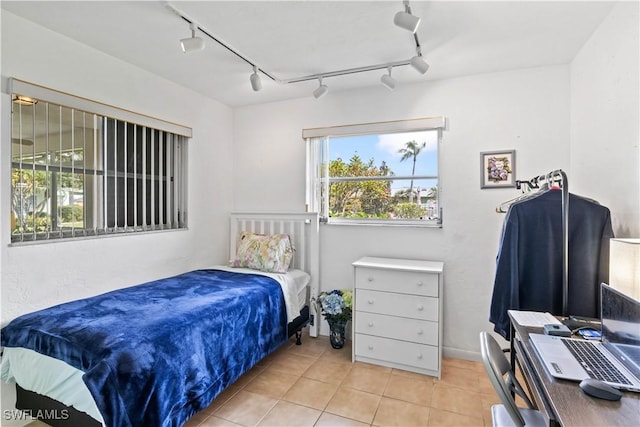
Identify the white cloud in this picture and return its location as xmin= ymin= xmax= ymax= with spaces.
xmin=377 ymin=131 xmax=438 ymax=158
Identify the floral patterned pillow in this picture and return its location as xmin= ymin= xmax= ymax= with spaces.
xmin=231 ymin=232 xmax=294 ymax=273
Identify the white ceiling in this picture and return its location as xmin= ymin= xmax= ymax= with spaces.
xmin=2 ymin=1 xmax=616 ymax=107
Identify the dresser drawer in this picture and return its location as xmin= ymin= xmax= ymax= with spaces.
xmin=355 ymin=334 xmax=439 ymax=371
xmin=355 ymin=267 xmax=438 ymax=297
xmin=355 ymin=289 xmax=438 ymax=321
xmin=355 ymin=311 xmax=438 ymax=346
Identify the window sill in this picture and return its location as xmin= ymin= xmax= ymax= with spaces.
xmin=324 ymin=218 xmax=442 ymax=228
xmin=9 ymin=227 xmax=188 ymax=247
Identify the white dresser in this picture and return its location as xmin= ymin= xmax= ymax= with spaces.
xmin=352 ymin=256 xmax=444 ymax=378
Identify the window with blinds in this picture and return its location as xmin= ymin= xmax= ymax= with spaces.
xmin=10 ymin=79 xmax=190 ymax=243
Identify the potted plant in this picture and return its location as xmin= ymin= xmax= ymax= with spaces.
xmin=315 ymin=289 xmax=353 ymax=349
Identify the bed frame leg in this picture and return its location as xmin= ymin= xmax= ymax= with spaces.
xmin=295 ymin=330 xmax=302 ymax=345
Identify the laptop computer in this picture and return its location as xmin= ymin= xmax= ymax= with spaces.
xmin=529 ymin=283 xmax=640 ymax=392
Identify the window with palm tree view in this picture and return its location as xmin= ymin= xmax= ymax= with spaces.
xmin=308 ymin=128 xmax=440 ymax=225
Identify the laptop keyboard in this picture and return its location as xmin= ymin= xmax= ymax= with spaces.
xmin=562 ymin=339 xmax=632 ymax=385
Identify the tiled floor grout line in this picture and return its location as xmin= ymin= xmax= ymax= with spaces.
xmin=369 ymin=367 xmax=395 ymax=426
xmin=187 ymin=342 xmax=492 ymax=426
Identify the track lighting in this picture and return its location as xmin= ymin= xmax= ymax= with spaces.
xmin=180 ymin=22 xmax=204 ymax=53
xmin=167 ymin=1 xmax=429 ymax=94
xmin=394 ymin=10 xmax=421 ymax=33
xmin=380 ymin=67 xmax=396 ymax=91
xmin=250 ymin=66 xmax=262 ymax=91
xmin=410 ymin=55 xmax=429 ymax=74
xmin=313 ymin=77 xmax=328 ymax=99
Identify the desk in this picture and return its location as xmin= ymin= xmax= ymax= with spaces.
xmin=508 ymin=313 xmax=640 ymax=426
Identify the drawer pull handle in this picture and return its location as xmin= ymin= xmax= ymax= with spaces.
xmin=417 ymin=329 xmax=424 ymax=335
xmin=368 ymin=299 xmax=374 ymax=305
xmin=368 ymin=322 xmax=374 ymax=327
xmin=417 ymin=354 xmax=423 ymax=360
xmin=368 ymin=345 xmax=374 ymax=351
xmin=416 ymin=281 xmax=423 ymax=286
xmin=417 ymin=305 xmax=424 ymax=311
xmin=367 ymin=276 xmax=374 ymax=282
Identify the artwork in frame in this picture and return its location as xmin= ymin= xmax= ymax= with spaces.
xmin=480 ymin=150 xmax=516 ymax=188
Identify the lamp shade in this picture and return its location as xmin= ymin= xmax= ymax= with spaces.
xmin=380 ymin=73 xmax=396 ymax=91
xmin=250 ymin=69 xmax=262 ymax=91
xmin=313 ymin=78 xmax=328 ymax=99
xmin=394 ymin=11 xmax=421 ymax=33
xmin=180 ymin=36 xmax=205 ymax=53
xmin=410 ymin=55 xmax=430 ymax=74
xmin=609 ymin=238 xmax=640 ymax=300
xmin=313 ymin=84 xmax=328 ymax=99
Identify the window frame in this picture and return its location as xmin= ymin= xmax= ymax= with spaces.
xmin=9 ymin=78 xmax=191 ymax=244
xmin=304 ymin=117 xmax=445 ymax=227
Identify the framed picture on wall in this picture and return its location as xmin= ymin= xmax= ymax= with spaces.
xmin=480 ymin=150 xmax=516 ymax=188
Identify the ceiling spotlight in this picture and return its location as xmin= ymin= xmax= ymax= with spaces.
xmin=180 ymin=22 xmax=204 ymax=53
xmin=380 ymin=67 xmax=397 ymax=91
xmin=410 ymin=55 xmax=429 ymax=74
xmin=250 ymin=66 xmax=262 ymax=91
xmin=313 ymin=77 xmax=328 ymax=99
xmin=394 ymin=0 xmax=421 ymax=34
xmin=394 ymin=11 xmax=420 ymax=33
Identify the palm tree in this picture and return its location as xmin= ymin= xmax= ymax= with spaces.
xmin=398 ymin=140 xmax=427 ymax=203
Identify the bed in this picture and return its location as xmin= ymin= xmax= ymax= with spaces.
xmin=0 ymin=212 xmax=320 ymax=427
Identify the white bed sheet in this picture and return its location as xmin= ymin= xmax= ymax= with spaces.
xmin=1 ymin=347 xmax=105 ymax=425
xmin=0 ymin=267 xmax=311 ymax=424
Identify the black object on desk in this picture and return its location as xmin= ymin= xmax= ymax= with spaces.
xmin=579 ymin=378 xmax=623 ymax=401
xmin=561 ymin=315 xmax=601 ymax=332
xmin=543 ymin=323 xmax=571 ymax=337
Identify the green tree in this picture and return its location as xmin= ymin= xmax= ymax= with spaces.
xmin=11 ymin=169 xmax=50 ymax=233
xmin=398 ymin=140 xmax=427 ymax=203
xmin=329 ymin=155 xmax=393 ymax=218
xmin=393 ymin=202 xmax=427 ymax=219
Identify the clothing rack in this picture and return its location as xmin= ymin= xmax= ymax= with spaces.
xmin=514 ymin=169 xmax=569 ymax=316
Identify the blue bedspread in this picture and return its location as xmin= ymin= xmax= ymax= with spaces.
xmin=0 ymin=269 xmax=288 ymax=427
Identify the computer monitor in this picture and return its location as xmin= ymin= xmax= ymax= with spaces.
xmin=601 ymin=283 xmax=640 ymax=377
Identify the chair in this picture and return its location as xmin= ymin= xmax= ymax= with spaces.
xmin=479 ymin=331 xmax=548 ymax=427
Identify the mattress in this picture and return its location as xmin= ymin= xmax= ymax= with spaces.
xmin=0 ymin=268 xmax=311 ymax=426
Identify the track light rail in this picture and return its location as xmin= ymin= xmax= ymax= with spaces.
xmin=165 ymin=1 xmax=426 ymax=91
xmin=282 ymin=59 xmax=412 ymax=84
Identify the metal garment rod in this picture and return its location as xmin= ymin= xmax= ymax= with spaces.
xmin=516 ymin=170 xmax=569 ymax=316
xmin=558 ymin=170 xmax=569 ymax=317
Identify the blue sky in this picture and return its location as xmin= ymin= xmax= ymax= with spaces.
xmin=329 ymin=130 xmax=438 ymax=191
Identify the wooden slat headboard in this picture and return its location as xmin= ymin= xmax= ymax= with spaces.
xmin=229 ymin=212 xmax=320 ymax=337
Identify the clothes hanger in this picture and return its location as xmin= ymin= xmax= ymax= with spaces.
xmin=496 ymin=182 xmax=538 ymax=213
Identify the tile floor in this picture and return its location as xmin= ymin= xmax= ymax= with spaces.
xmin=27 ymin=331 xmax=505 ymax=427
xmin=182 ymin=332 xmax=501 ymax=427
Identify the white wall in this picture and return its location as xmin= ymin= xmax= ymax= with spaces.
xmin=570 ymin=1 xmax=640 ymax=237
xmin=0 ymin=11 xmax=234 ymax=323
xmin=233 ymin=3 xmax=640 ymax=359
xmin=1 ymin=12 xmax=235 ymax=423
xmin=234 ymin=66 xmax=572 ymax=359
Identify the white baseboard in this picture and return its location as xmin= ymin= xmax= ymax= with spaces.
xmin=442 ymin=346 xmax=482 ymax=362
